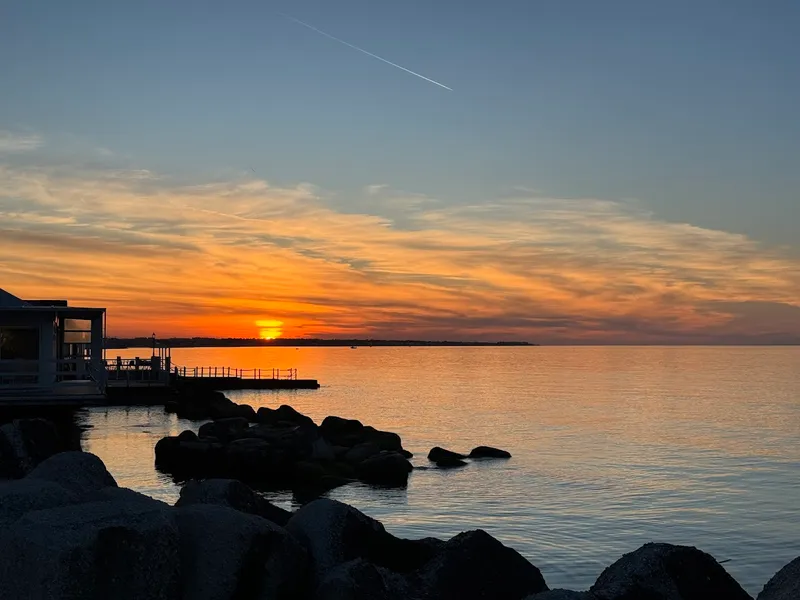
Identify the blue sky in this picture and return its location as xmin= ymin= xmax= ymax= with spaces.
xmin=1 ymin=0 xmax=798 ymax=341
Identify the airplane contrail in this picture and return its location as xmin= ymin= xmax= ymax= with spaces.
xmin=279 ymin=12 xmax=452 ymax=91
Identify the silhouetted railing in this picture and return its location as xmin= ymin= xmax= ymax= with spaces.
xmin=174 ymin=366 xmax=299 ymax=380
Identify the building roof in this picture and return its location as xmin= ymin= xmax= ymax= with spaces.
xmin=0 ymin=288 xmax=28 ymax=308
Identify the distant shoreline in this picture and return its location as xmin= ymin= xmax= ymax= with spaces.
xmin=105 ymin=338 xmax=537 ymax=349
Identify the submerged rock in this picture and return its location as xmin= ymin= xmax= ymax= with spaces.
xmin=590 ymin=542 xmax=752 ymax=600
xmin=758 ymin=556 xmax=800 ymax=600
xmin=468 ymin=446 xmax=512 ymax=459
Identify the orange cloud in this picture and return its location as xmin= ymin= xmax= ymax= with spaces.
xmin=1 ymin=159 xmax=799 ymax=343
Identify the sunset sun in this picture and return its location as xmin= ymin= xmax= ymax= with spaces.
xmin=256 ymin=319 xmax=284 ymax=340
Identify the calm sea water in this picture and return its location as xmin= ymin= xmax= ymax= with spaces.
xmin=80 ymin=346 xmax=800 ymax=594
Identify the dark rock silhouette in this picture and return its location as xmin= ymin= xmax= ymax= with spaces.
xmin=26 ymin=451 xmax=118 ymax=498
xmin=413 ymin=529 xmax=549 ymax=600
xmin=0 ymin=499 xmax=181 ymax=600
xmin=0 ymin=450 xmax=767 ymax=600
xmin=468 ymin=445 xmax=512 ymax=459
xmin=428 ymin=446 xmax=468 ymax=462
xmin=175 ymin=478 xmax=292 ymax=526
xmin=758 ymin=556 xmax=800 ymax=600
xmin=285 ymin=498 xmax=443 ymax=585
xmin=155 ymin=404 xmax=412 ymax=493
xmin=590 ymin=542 xmax=752 ymax=600
xmin=176 ymin=504 xmax=307 ymax=600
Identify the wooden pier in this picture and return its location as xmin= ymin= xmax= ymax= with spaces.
xmin=106 ymin=363 xmax=320 ymax=391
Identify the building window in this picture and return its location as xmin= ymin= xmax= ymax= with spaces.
xmin=64 ymin=319 xmax=92 ymax=344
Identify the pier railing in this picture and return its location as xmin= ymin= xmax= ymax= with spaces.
xmin=175 ymin=366 xmax=299 ymax=380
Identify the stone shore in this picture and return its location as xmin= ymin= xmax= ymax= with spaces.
xmin=1 ymin=412 xmax=797 ymax=599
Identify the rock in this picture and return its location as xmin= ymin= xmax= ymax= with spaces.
xmin=468 ymin=446 xmax=512 ymax=459
xmin=315 ymin=559 xmax=413 ymax=600
xmin=88 ymin=486 xmax=170 ymax=507
xmin=590 ymin=543 xmax=752 ymax=600
xmin=415 ymin=529 xmax=548 ymax=600
xmin=198 ymin=417 xmax=250 ymax=442
xmin=526 ymin=591 xmax=596 ymax=599
xmin=26 ymin=451 xmax=117 ymax=498
xmin=0 ymin=478 xmax=77 ymax=529
xmin=320 ymin=416 xmax=365 ymax=447
xmin=177 ymin=429 xmax=198 ymax=442
xmin=286 ymin=498 xmax=442 ymax=585
xmin=164 ymin=400 xmax=179 ymax=413
xmin=312 ymin=436 xmax=336 ymax=462
xmin=176 ymin=504 xmax=308 ymax=600
xmin=257 ymin=405 xmax=316 ymax=428
xmin=176 ymin=478 xmax=292 ymax=526
xmin=0 ymin=500 xmax=180 ymax=600
xmin=235 ymin=403 xmax=258 ymax=421
xmin=363 ymin=427 xmax=403 ymax=452
xmin=428 ymin=447 xmax=467 ymax=462
xmin=0 ymin=418 xmax=62 ymax=477
xmin=356 ymin=452 xmax=413 ymax=486
xmin=343 ymin=442 xmax=381 ymax=465
xmin=155 ymin=438 xmax=227 ymax=479
xmin=759 ymin=556 xmax=800 ymax=600
xmin=400 ymin=449 xmax=414 ymax=459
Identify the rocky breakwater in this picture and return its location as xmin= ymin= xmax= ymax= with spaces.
xmin=1 ymin=451 xmax=798 ymax=599
xmin=156 ymin=403 xmax=414 ymax=492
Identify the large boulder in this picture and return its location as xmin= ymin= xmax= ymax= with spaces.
xmin=362 ymin=427 xmax=403 ymax=452
xmin=286 ymin=499 xmax=442 ymax=585
xmin=315 ymin=559 xmax=414 ymax=600
xmin=320 ymin=416 xmax=365 ymax=447
xmin=356 ymin=452 xmax=413 ymax=486
xmin=26 ymin=451 xmax=117 ymax=498
xmin=0 ymin=500 xmax=180 ymax=600
xmin=176 ymin=478 xmax=292 ymax=526
xmin=414 ymin=529 xmax=549 ymax=600
xmin=0 ymin=478 xmax=77 ymax=529
xmin=176 ymin=504 xmax=308 ymax=600
xmin=0 ymin=418 xmax=62 ymax=477
xmin=758 ymin=556 xmax=800 ymax=600
xmin=590 ymin=543 xmax=752 ymax=600
xmin=155 ymin=437 xmax=226 ymax=479
xmin=428 ymin=447 xmax=467 ymax=462
xmin=198 ymin=417 xmax=251 ymax=442
xmin=257 ymin=405 xmax=316 ymax=428
xmin=468 ymin=446 xmax=512 ymax=459
xmin=343 ymin=442 xmax=381 ymax=465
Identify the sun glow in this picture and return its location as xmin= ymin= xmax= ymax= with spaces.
xmin=256 ymin=319 xmax=284 ymax=340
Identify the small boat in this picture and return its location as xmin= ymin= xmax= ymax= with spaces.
xmin=350 ymin=346 xmax=357 ymax=349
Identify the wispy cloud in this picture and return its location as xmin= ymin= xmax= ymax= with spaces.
xmin=0 ymin=131 xmax=44 ymax=153
xmin=1 ymin=157 xmax=798 ymax=343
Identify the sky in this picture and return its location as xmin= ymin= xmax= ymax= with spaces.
xmin=1 ymin=0 xmax=799 ymax=343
